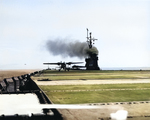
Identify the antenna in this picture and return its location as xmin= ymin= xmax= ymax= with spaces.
xmin=86 ymin=28 xmax=89 ymax=42
xmin=86 ymin=28 xmax=98 ymax=49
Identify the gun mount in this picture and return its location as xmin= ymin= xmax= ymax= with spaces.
xmin=0 ymin=73 xmax=63 ymax=120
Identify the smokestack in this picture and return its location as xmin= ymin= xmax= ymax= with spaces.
xmin=46 ymin=38 xmax=99 ymax=59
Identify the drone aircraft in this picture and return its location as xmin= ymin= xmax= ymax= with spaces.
xmin=43 ymin=61 xmax=83 ymax=71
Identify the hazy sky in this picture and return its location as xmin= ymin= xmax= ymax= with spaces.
xmin=0 ymin=0 xmax=150 ymax=70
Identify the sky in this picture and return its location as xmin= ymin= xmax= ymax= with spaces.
xmin=0 ymin=0 xmax=150 ymax=70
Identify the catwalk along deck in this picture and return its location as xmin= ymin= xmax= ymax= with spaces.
xmin=0 ymin=72 xmax=63 ymax=120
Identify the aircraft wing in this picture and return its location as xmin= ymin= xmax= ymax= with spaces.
xmin=72 ymin=65 xmax=85 ymax=68
xmin=66 ymin=62 xmax=83 ymax=65
xmin=43 ymin=63 xmax=62 ymax=65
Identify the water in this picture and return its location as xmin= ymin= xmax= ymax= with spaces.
xmin=101 ymin=67 xmax=150 ymax=70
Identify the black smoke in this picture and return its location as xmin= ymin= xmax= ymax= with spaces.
xmin=46 ymin=38 xmax=98 ymax=59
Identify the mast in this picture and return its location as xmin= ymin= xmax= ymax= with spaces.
xmin=86 ymin=28 xmax=98 ymax=49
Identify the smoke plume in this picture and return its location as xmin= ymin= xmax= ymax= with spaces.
xmin=46 ymin=38 xmax=98 ymax=59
